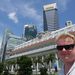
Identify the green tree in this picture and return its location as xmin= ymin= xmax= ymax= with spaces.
xmin=2 ymin=68 xmax=9 ymax=75
xmin=32 ymin=56 xmax=42 ymax=75
xmin=5 ymin=59 xmax=17 ymax=73
xmin=44 ymin=53 xmax=56 ymax=74
xmin=40 ymin=67 xmax=48 ymax=75
xmin=0 ymin=62 xmax=4 ymax=74
xmin=17 ymin=56 xmax=32 ymax=75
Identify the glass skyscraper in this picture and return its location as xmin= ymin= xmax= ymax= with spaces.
xmin=23 ymin=24 xmax=37 ymax=41
xmin=43 ymin=3 xmax=59 ymax=32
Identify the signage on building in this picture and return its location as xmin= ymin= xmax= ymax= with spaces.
xmin=43 ymin=3 xmax=57 ymax=11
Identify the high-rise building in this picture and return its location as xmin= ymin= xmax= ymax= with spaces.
xmin=23 ymin=24 xmax=37 ymax=41
xmin=43 ymin=3 xmax=59 ymax=32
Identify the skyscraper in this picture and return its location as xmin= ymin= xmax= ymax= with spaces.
xmin=23 ymin=24 xmax=37 ymax=41
xmin=43 ymin=3 xmax=59 ymax=32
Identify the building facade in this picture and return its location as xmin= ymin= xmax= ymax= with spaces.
xmin=43 ymin=3 xmax=59 ymax=32
xmin=65 ymin=20 xmax=73 ymax=26
xmin=23 ymin=24 xmax=37 ymax=41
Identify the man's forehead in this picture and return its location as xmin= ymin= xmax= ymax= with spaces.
xmin=57 ymin=37 xmax=74 ymax=45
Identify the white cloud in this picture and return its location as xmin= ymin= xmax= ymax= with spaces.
xmin=8 ymin=12 xmax=18 ymax=23
xmin=0 ymin=0 xmax=43 ymax=33
xmin=0 ymin=0 xmax=16 ymax=13
xmin=22 ymin=4 xmax=42 ymax=23
xmin=0 ymin=0 xmax=42 ymax=24
xmin=56 ymin=0 xmax=71 ymax=12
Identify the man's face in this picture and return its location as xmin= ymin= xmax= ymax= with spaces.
xmin=57 ymin=37 xmax=75 ymax=63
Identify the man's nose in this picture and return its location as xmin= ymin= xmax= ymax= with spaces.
xmin=62 ymin=48 xmax=66 ymax=51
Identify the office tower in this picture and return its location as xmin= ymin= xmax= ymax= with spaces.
xmin=23 ymin=24 xmax=37 ymax=41
xmin=43 ymin=3 xmax=59 ymax=32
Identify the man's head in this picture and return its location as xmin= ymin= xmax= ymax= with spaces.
xmin=56 ymin=33 xmax=75 ymax=63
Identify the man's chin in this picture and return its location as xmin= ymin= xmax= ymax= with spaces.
xmin=64 ymin=58 xmax=75 ymax=63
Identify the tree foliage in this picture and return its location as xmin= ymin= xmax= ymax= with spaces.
xmin=17 ymin=56 xmax=32 ymax=75
xmin=0 ymin=62 xmax=4 ymax=74
xmin=40 ymin=67 xmax=48 ymax=75
xmin=44 ymin=53 xmax=56 ymax=64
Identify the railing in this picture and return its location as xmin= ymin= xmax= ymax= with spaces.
xmin=7 ymin=44 xmax=57 ymax=59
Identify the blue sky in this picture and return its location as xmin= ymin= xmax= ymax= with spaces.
xmin=0 ymin=0 xmax=75 ymax=47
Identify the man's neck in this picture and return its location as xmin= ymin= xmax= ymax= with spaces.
xmin=64 ymin=62 xmax=73 ymax=75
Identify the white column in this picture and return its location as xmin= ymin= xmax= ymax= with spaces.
xmin=11 ymin=65 xmax=14 ymax=72
xmin=37 ymin=62 xmax=39 ymax=71
xmin=55 ymin=53 xmax=59 ymax=70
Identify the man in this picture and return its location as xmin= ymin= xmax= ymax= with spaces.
xmin=56 ymin=33 xmax=75 ymax=75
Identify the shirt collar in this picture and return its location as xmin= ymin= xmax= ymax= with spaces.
xmin=66 ymin=62 xmax=75 ymax=75
xmin=58 ymin=62 xmax=75 ymax=75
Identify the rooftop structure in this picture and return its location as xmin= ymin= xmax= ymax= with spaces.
xmin=5 ymin=24 xmax=75 ymax=59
